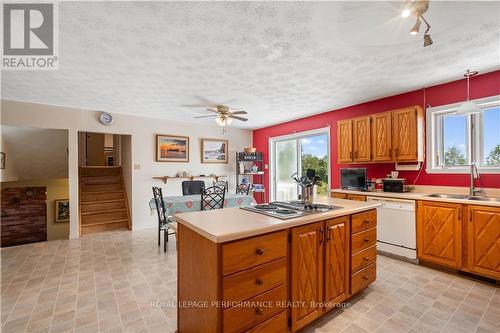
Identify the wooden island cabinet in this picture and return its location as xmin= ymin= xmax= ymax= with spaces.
xmin=176 ymin=206 xmax=378 ymax=333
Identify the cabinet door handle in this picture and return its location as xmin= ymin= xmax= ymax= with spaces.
xmin=363 ymin=220 xmax=370 ymax=224
xmin=364 ymin=237 xmax=370 ymax=243
xmin=255 ymin=308 xmax=264 ymax=315
xmin=326 ymin=228 xmax=331 ymax=242
xmin=389 ymin=148 xmax=392 ymax=157
xmin=363 ymin=257 xmax=370 ymax=261
xmin=395 ymin=148 xmax=399 ymax=157
xmin=319 ymin=228 xmax=324 ymax=245
xmin=362 ymin=276 xmax=369 ymax=280
xmin=255 ymin=248 xmax=264 ymax=256
xmin=349 ymin=151 xmax=353 ymax=159
xmin=255 ymin=278 xmax=263 ymax=286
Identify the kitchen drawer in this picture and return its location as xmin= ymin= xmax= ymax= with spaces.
xmin=331 ymin=193 xmax=347 ymax=199
xmin=351 ymin=228 xmax=376 ymax=254
xmin=223 ymin=258 xmax=287 ymax=306
xmin=351 ymin=245 xmax=377 ymax=273
xmin=222 ymin=231 xmax=287 ymax=276
xmin=351 ymin=209 xmax=377 ymax=234
xmin=223 ymin=285 xmax=287 ymax=333
xmin=245 ymin=310 xmax=287 ymax=333
xmin=351 ymin=263 xmax=376 ymax=295
xmin=347 ymin=194 xmax=366 ymax=202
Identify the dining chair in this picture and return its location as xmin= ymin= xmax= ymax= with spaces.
xmin=152 ymin=187 xmax=176 ymax=252
xmin=213 ymin=180 xmax=229 ymax=193
xmin=236 ymin=183 xmax=252 ymax=195
xmin=182 ymin=180 xmax=205 ymax=195
xmin=201 ymin=186 xmax=226 ymax=211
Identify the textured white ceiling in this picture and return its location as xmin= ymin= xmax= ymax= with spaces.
xmin=1 ymin=1 xmax=499 ymax=129
xmin=1 ymin=126 xmax=68 ymax=180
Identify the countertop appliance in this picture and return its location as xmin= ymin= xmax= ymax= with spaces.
xmin=241 ymin=201 xmax=342 ymax=220
xmin=382 ymin=178 xmax=409 ymax=193
xmin=366 ymin=196 xmax=417 ymax=261
xmin=340 ymin=168 xmax=367 ymax=190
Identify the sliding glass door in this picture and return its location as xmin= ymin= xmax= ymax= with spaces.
xmin=271 ymin=129 xmax=330 ymax=201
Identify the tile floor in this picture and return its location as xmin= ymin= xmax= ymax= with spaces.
xmin=1 ymin=229 xmax=498 ymax=333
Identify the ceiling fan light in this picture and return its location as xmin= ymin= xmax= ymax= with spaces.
xmin=423 ymin=34 xmax=433 ymax=47
xmin=215 ymin=117 xmax=225 ymax=126
xmin=410 ymin=18 xmax=421 ymax=35
xmin=456 ymin=101 xmax=481 ymax=115
xmin=226 ymin=117 xmax=233 ymax=125
xmin=401 ymin=8 xmax=411 ymax=18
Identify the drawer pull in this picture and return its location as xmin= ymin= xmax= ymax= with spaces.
xmin=364 ymin=237 xmax=370 ymax=242
xmin=362 ymin=276 xmax=369 ymax=280
xmin=363 ymin=220 xmax=370 ymax=224
xmin=255 ymin=248 xmax=264 ymax=256
xmin=363 ymin=257 xmax=370 ymax=261
xmin=255 ymin=278 xmax=263 ymax=286
xmin=255 ymin=308 xmax=264 ymax=315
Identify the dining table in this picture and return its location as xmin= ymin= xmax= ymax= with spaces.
xmin=149 ymin=193 xmax=256 ymax=218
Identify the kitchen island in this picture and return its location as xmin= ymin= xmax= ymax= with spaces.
xmin=174 ymin=198 xmax=380 ymax=333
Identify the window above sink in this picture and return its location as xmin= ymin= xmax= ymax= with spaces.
xmin=426 ymin=95 xmax=500 ymax=174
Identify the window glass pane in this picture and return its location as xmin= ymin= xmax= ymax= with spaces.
xmin=300 ymin=134 xmax=328 ymax=198
xmin=275 ymin=139 xmax=298 ymax=201
xmin=483 ymin=107 xmax=500 ymax=167
xmin=442 ymin=114 xmax=468 ymax=166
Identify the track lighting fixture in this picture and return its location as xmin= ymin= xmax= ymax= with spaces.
xmin=401 ymin=0 xmax=434 ymax=47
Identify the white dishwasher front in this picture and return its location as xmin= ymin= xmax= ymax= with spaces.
xmin=367 ymin=196 xmax=417 ymax=261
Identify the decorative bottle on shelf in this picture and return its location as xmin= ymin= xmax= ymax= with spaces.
xmin=239 ymin=162 xmax=245 ymax=175
xmin=251 ymin=164 xmax=259 ymax=173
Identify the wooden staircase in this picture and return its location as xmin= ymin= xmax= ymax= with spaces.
xmin=79 ymin=166 xmax=131 ymax=235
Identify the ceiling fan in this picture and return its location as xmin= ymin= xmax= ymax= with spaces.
xmin=192 ymin=104 xmax=248 ymax=126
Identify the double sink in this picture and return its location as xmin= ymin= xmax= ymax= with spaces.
xmin=426 ymin=193 xmax=500 ymax=202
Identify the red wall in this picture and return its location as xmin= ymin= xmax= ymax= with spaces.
xmin=253 ymin=70 xmax=500 ymax=200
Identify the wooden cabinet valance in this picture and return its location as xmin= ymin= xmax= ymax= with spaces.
xmin=337 ymin=106 xmax=424 ymax=164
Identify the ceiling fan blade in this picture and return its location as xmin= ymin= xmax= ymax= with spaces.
xmin=206 ymin=108 xmax=219 ymax=113
xmin=228 ymin=115 xmax=248 ymax=122
xmin=181 ymin=104 xmax=209 ymax=107
xmin=230 ymin=111 xmax=248 ymax=115
xmin=194 ymin=115 xmax=217 ymax=118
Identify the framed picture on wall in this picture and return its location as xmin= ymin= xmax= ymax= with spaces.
xmin=55 ymin=199 xmax=69 ymax=223
xmin=156 ymin=135 xmax=189 ymax=162
xmin=0 ymin=152 xmax=5 ymax=169
xmin=201 ymin=139 xmax=228 ymax=163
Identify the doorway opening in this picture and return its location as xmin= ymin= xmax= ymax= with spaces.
xmin=77 ymin=132 xmax=132 ymax=235
xmin=270 ymin=128 xmax=330 ymax=202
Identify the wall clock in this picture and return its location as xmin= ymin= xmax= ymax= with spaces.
xmin=99 ymin=112 xmax=114 ymax=125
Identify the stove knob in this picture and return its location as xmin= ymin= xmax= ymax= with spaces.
xmin=313 ymin=205 xmax=318 ymax=210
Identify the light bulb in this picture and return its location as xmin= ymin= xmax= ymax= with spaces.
xmin=226 ymin=117 xmax=233 ymax=125
xmin=410 ymin=18 xmax=421 ymax=35
xmin=215 ymin=117 xmax=224 ymax=126
xmin=401 ymin=8 xmax=411 ymax=18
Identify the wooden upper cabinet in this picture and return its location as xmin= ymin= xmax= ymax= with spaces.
xmin=324 ymin=217 xmax=349 ymax=307
xmin=466 ymin=205 xmax=500 ymax=280
xmin=352 ymin=117 xmax=371 ymax=162
xmin=417 ymin=201 xmax=462 ymax=268
xmin=371 ymin=112 xmax=392 ymax=162
xmin=392 ymin=106 xmax=424 ymax=161
xmin=337 ymin=119 xmax=353 ymax=163
xmin=290 ymin=222 xmax=324 ymax=332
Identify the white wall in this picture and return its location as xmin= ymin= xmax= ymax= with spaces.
xmin=1 ymin=100 xmax=253 ymax=237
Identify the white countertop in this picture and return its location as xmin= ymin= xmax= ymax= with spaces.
xmin=331 ymin=188 xmax=500 ymax=207
xmin=174 ymin=198 xmax=380 ymax=243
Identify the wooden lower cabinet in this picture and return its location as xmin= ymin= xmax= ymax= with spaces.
xmin=290 ymin=212 xmax=376 ymax=332
xmin=178 ymin=210 xmax=378 ymax=333
xmin=331 ymin=192 xmax=347 ymax=199
xmin=417 ymin=201 xmax=462 ymax=268
xmin=346 ymin=194 xmax=366 ymax=202
xmin=324 ymin=217 xmax=350 ymax=307
xmin=417 ymin=201 xmax=500 ymax=281
xmin=290 ymin=222 xmax=323 ymax=332
xmin=465 ymin=205 xmax=500 ymax=280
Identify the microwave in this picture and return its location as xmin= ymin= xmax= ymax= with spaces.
xmin=382 ymin=178 xmax=409 ymax=193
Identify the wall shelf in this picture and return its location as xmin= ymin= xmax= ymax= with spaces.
xmin=153 ymin=175 xmax=226 ymax=184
